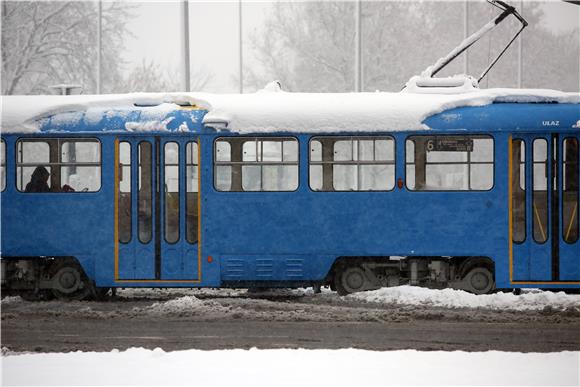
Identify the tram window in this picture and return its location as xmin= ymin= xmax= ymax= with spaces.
xmin=215 ymin=140 xmax=232 ymax=191
xmin=532 ymin=139 xmax=548 ymax=243
xmin=214 ymin=137 xmax=298 ymax=192
xmin=309 ymin=136 xmax=395 ymax=191
xmin=118 ymin=142 xmax=131 ymax=244
xmin=164 ymin=142 xmax=180 ymax=243
xmin=186 ymin=142 xmax=199 ymax=244
xmin=512 ymin=139 xmax=526 ymax=243
xmin=17 ymin=139 xmax=101 ymax=193
xmin=406 ymin=136 xmax=493 ymax=191
xmin=1 ymin=140 xmax=5 ymax=192
xmin=138 ymin=142 xmax=153 ymax=244
xmin=16 ymin=140 xmax=51 ymax=191
xmin=60 ymin=141 xmax=101 ymax=192
xmin=563 ymin=138 xmax=579 ymax=243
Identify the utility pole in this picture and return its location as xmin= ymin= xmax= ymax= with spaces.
xmin=182 ymin=0 xmax=191 ymax=92
xmin=97 ymin=0 xmax=102 ymax=94
xmin=464 ymin=0 xmax=469 ymax=75
xmin=354 ymin=0 xmax=362 ymax=92
xmin=239 ymin=0 xmax=243 ymax=93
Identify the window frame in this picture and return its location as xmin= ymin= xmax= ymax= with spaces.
xmin=138 ymin=141 xmax=153 ymax=244
xmin=164 ymin=141 xmax=180 ymax=244
xmin=405 ymin=134 xmax=495 ymax=192
xmin=512 ymin=138 xmax=526 ymax=244
xmin=15 ymin=137 xmax=102 ymax=193
xmin=531 ymin=138 xmax=549 ymax=244
xmin=185 ymin=140 xmax=199 ymax=244
xmin=308 ymin=135 xmax=396 ymax=192
xmin=118 ymin=141 xmax=132 ymax=244
xmin=1 ymin=139 xmax=6 ymax=192
xmin=213 ymin=136 xmax=300 ymax=192
xmin=563 ymin=136 xmax=579 ymax=244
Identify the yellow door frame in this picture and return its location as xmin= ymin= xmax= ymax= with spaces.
xmin=114 ymin=137 xmax=202 ymax=284
xmin=508 ymin=136 xmax=580 ymax=285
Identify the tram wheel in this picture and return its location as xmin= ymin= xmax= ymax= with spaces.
xmin=463 ymin=267 xmax=495 ymax=295
xmin=335 ymin=266 xmax=369 ymax=296
xmin=50 ymin=261 xmax=92 ymax=301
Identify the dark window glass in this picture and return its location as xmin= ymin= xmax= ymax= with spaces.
xmin=138 ymin=142 xmax=153 ymax=243
xmin=512 ymin=139 xmax=526 ymax=243
xmin=165 ymin=142 xmax=179 ymax=243
xmin=118 ymin=142 xmax=131 ymax=244
xmin=563 ymin=138 xmax=579 ymax=243
xmin=1 ymin=139 xmax=5 ymax=191
xmin=186 ymin=142 xmax=199 ymax=244
xmin=406 ymin=136 xmax=493 ymax=191
xmin=532 ymin=139 xmax=548 ymax=243
xmin=310 ymin=137 xmax=395 ymax=191
xmin=214 ymin=137 xmax=298 ymax=192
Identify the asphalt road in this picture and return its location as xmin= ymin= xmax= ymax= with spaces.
xmin=2 ymin=290 xmax=580 ymax=353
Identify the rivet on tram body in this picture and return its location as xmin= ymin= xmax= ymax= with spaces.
xmin=397 ymin=178 xmax=404 ymax=189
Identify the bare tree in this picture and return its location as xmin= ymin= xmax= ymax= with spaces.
xmin=1 ymin=1 xmax=133 ymax=95
xmin=246 ymin=1 xmax=579 ymax=92
xmin=114 ymin=59 xmax=213 ymax=93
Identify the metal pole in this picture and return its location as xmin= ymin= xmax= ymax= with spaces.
xmin=239 ymin=0 xmax=243 ymax=93
xmin=182 ymin=0 xmax=191 ymax=92
xmin=517 ymin=0 xmax=523 ymax=88
xmin=464 ymin=0 xmax=469 ymax=75
xmin=354 ymin=0 xmax=362 ymax=92
xmin=97 ymin=0 xmax=102 ymax=94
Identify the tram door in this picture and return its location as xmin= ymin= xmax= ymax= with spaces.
xmin=116 ymin=137 xmax=200 ymax=281
xmin=511 ymin=134 xmax=579 ymax=282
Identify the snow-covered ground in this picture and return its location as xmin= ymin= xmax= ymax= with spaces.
xmin=346 ymin=286 xmax=580 ymax=311
xmin=2 ymin=287 xmax=579 ymax=385
xmin=119 ymin=285 xmax=580 ymax=312
xmin=2 ymin=347 xmax=579 ymax=386
xmin=4 ymin=286 xmax=579 ymax=313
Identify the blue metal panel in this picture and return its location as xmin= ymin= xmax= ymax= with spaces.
xmin=204 ymin=132 xmax=506 ymax=282
xmin=426 ymin=103 xmax=580 ymax=133
xmin=0 ymin=134 xmax=117 ymax=281
xmin=2 ymin=101 xmax=579 ymax=291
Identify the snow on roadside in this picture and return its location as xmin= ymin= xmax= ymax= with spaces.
xmin=347 ymin=286 xmax=580 ymax=311
xmin=0 ymin=297 xmax=23 ymax=306
xmin=3 ymin=286 xmax=580 ymax=313
xmin=140 ymin=295 xmax=231 ymax=317
xmin=2 ymin=347 xmax=579 ymax=386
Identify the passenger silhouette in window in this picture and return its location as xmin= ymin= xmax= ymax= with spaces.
xmin=25 ymin=166 xmax=50 ymax=192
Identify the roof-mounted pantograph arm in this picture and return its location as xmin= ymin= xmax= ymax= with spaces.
xmin=425 ymin=0 xmax=528 ymax=83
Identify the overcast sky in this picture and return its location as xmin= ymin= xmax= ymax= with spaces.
xmin=121 ymin=0 xmax=580 ymax=93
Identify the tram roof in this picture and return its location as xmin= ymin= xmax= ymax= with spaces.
xmin=1 ymin=88 xmax=578 ymax=135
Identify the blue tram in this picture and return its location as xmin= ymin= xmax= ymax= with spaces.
xmin=0 ymin=92 xmax=579 ymax=300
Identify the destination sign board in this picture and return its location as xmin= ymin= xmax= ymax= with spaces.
xmin=426 ymin=138 xmax=473 ymax=152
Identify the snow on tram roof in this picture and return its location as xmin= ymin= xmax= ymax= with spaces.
xmin=1 ymin=82 xmax=578 ymax=134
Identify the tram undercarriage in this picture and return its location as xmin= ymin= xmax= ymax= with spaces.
xmin=1 ymin=257 xmax=108 ymax=301
xmin=329 ymin=256 xmax=495 ymax=296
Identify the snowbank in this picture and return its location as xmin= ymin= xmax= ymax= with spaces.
xmin=2 ymin=347 xmax=578 ymax=386
xmin=4 ymin=287 xmax=579 ymax=313
xmin=347 ymin=286 xmax=580 ymax=311
xmin=2 ymin=87 xmax=578 ymax=133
